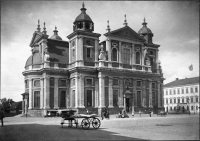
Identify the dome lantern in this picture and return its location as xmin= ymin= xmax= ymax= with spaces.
xmin=50 ymin=26 xmax=62 ymax=40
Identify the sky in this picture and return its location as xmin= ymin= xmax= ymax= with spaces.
xmin=1 ymin=1 xmax=199 ymax=102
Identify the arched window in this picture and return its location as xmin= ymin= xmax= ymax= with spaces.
xmin=136 ymin=51 xmax=140 ymax=64
xmin=112 ymin=48 xmax=118 ymax=61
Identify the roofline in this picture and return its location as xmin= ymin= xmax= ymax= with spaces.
xmin=163 ymin=83 xmax=199 ymax=88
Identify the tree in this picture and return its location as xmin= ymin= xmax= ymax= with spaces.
xmin=1 ymin=98 xmax=15 ymax=113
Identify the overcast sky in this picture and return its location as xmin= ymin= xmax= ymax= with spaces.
xmin=1 ymin=1 xmax=199 ymax=101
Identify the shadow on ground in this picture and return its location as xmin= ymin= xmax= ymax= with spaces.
xmin=0 ymin=123 xmax=146 ymax=141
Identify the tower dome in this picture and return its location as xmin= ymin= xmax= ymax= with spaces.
xmin=138 ymin=18 xmax=153 ymax=36
xmin=50 ymin=26 xmax=62 ymax=40
xmin=25 ymin=53 xmax=42 ymax=68
xmin=73 ymin=2 xmax=94 ymax=32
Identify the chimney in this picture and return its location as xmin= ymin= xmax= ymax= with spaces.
xmin=176 ymin=78 xmax=179 ymax=80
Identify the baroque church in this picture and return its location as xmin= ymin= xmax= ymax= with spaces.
xmin=21 ymin=3 xmax=164 ymax=116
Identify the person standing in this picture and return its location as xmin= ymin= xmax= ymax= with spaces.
xmin=0 ymin=108 xmax=4 ymax=127
xmin=139 ymin=110 xmax=141 ymax=117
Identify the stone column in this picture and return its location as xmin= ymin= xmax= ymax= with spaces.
xmin=44 ymin=76 xmax=50 ymax=109
xmin=157 ymin=81 xmax=161 ymax=107
xmin=119 ymin=78 xmax=124 ymax=108
xmin=28 ymin=79 xmax=33 ymax=109
xmin=141 ymin=46 xmax=144 ymax=71
xmin=66 ymin=79 xmax=70 ymax=108
xmin=75 ymin=37 xmax=79 ymax=67
xmin=95 ymin=77 xmax=99 ymax=108
xmin=149 ymin=80 xmax=153 ymax=108
xmin=132 ymin=43 xmax=135 ymax=70
xmin=75 ymin=76 xmax=79 ymax=108
xmin=106 ymin=39 xmax=111 ymax=67
xmin=79 ymin=75 xmax=85 ymax=108
xmin=156 ymin=49 xmax=159 ymax=73
xmin=142 ymin=79 xmax=146 ymax=107
xmin=95 ymin=39 xmax=99 ymax=67
xmin=160 ymin=82 xmax=164 ymax=107
xmin=98 ymin=72 xmax=105 ymax=108
xmin=108 ymin=77 xmax=113 ymax=108
xmin=133 ymin=78 xmax=137 ymax=107
xmin=22 ymin=99 xmax=25 ymax=114
xmin=54 ymin=78 xmax=59 ymax=109
xmin=119 ymin=41 xmax=122 ymax=68
xmin=40 ymin=78 xmax=44 ymax=109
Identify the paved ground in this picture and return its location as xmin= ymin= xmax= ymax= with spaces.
xmin=0 ymin=114 xmax=199 ymax=140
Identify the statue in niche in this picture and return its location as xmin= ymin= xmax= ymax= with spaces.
xmin=98 ymin=44 xmax=106 ymax=61
xmin=44 ymin=50 xmax=50 ymax=61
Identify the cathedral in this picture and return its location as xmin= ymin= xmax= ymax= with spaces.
xmin=21 ymin=3 xmax=164 ymax=116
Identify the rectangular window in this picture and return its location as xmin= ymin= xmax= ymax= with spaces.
xmin=113 ymin=90 xmax=119 ymax=106
xmin=72 ymin=90 xmax=75 ymax=107
xmin=60 ymin=79 xmax=66 ymax=87
xmin=34 ymin=80 xmax=40 ymax=87
xmin=72 ymin=79 xmax=75 ymax=86
xmin=178 ymin=98 xmax=180 ymax=103
xmin=190 ymin=88 xmax=193 ymax=93
xmin=137 ymin=81 xmax=142 ymax=87
xmin=166 ymin=90 xmax=168 ymax=95
xmin=113 ymin=78 xmax=119 ymax=86
xmin=196 ymin=97 xmax=198 ymax=102
xmin=174 ymin=99 xmax=176 ymax=103
xmin=87 ymin=48 xmax=92 ymax=58
xmin=50 ymin=78 xmax=54 ymax=86
xmin=170 ymin=90 xmax=172 ymax=95
xmin=195 ymin=87 xmax=198 ymax=93
xmin=166 ymin=99 xmax=168 ymax=104
xmin=87 ymin=90 xmax=92 ymax=107
xmin=152 ymin=83 xmax=156 ymax=89
xmin=191 ymin=97 xmax=193 ymax=103
xmin=186 ymin=88 xmax=188 ymax=93
xmin=182 ymin=89 xmax=184 ymax=94
xmin=34 ymin=91 xmax=40 ymax=108
xmin=187 ymin=97 xmax=189 ymax=103
xmin=137 ymin=91 xmax=142 ymax=106
xmin=191 ymin=106 xmax=193 ymax=110
xmin=86 ymin=78 xmax=93 ymax=85
xmin=182 ymin=98 xmax=184 ymax=103
xmin=170 ymin=99 xmax=172 ymax=103
xmin=170 ymin=107 xmax=172 ymax=111
xmin=123 ymin=48 xmax=130 ymax=64
xmin=152 ymin=92 xmax=156 ymax=106
xmin=174 ymin=90 xmax=176 ymax=94
xmin=177 ymin=89 xmax=180 ymax=94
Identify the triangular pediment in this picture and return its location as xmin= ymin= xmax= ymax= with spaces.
xmin=105 ymin=26 xmax=145 ymax=42
xmin=29 ymin=32 xmax=43 ymax=47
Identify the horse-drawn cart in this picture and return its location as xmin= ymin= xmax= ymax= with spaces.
xmin=60 ymin=110 xmax=101 ymax=130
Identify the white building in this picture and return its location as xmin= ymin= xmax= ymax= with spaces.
xmin=163 ymin=77 xmax=199 ymax=114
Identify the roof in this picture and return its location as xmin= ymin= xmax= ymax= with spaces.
xmin=164 ymin=77 xmax=199 ymax=88
xmin=25 ymin=53 xmax=42 ymax=67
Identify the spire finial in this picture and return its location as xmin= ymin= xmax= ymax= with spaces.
xmin=37 ymin=19 xmax=41 ymax=32
xmin=82 ymin=2 xmax=85 ymax=8
xmin=43 ymin=22 xmax=47 ymax=34
xmin=144 ymin=17 xmax=146 ymax=22
xmin=123 ymin=14 xmax=128 ymax=26
xmin=106 ymin=20 xmax=111 ymax=32
xmin=55 ymin=26 xmax=57 ymax=30
xmin=53 ymin=26 xmax=58 ymax=35
xmin=142 ymin=17 xmax=147 ymax=26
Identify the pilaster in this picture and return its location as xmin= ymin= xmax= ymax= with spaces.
xmin=44 ymin=76 xmax=50 ymax=109
xmin=79 ymin=75 xmax=85 ymax=108
xmin=95 ymin=77 xmax=99 ymax=108
xmin=108 ymin=77 xmax=113 ymax=108
xmin=28 ymin=79 xmax=33 ymax=109
xmin=98 ymin=72 xmax=105 ymax=108
xmin=78 ymin=36 xmax=84 ymax=66
xmin=40 ymin=78 xmax=44 ymax=109
xmin=132 ymin=43 xmax=135 ymax=70
xmin=54 ymin=78 xmax=59 ymax=109
xmin=132 ymin=78 xmax=137 ymax=107
xmin=149 ymin=80 xmax=153 ymax=108
xmin=119 ymin=41 xmax=122 ymax=68
xmin=142 ymin=79 xmax=146 ymax=107
xmin=75 ymin=75 xmax=79 ymax=108
xmin=157 ymin=81 xmax=161 ymax=107
xmin=106 ymin=38 xmax=111 ymax=67
xmin=69 ymin=41 xmax=72 ymax=65
xmin=119 ymin=78 xmax=124 ymax=108
xmin=95 ymin=39 xmax=99 ymax=67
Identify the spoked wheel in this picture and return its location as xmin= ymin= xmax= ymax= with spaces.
xmin=81 ymin=119 xmax=90 ymax=130
xmin=92 ymin=118 xmax=101 ymax=129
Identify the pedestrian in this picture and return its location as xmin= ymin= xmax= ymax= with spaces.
xmin=149 ymin=111 xmax=151 ymax=117
xmin=0 ymin=108 xmax=4 ymax=127
xmin=139 ymin=110 xmax=141 ymax=117
xmin=132 ymin=111 xmax=134 ymax=117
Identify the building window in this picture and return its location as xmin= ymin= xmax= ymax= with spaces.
xmin=34 ymin=91 xmax=40 ymax=108
xmin=191 ymin=106 xmax=193 ymax=110
xmin=170 ymin=99 xmax=172 ymax=103
xmin=152 ymin=92 xmax=156 ymax=106
xmin=60 ymin=91 xmax=66 ymax=107
xmin=136 ymin=51 xmax=140 ymax=64
xmin=178 ymin=98 xmax=180 ymax=103
xmin=182 ymin=98 xmax=184 ymax=103
xmin=186 ymin=88 xmax=188 ymax=93
xmin=137 ymin=91 xmax=142 ymax=106
xmin=170 ymin=90 xmax=172 ymax=95
xmin=72 ymin=90 xmax=75 ymax=107
xmin=190 ymin=87 xmax=193 ymax=93
xmin=174 ymin=99 xmax=176 ymax=103
xmin=72 ymin=79 xmax=75 ymax=86
xmin=177 ymin=89 xmax=180 ymax=94
xmin=166 ymin=90 xmax=168 ymax=95
xmin=33 ymin=80 xmax=40 ymax=87
xmin=86 ymin=90 xmax=92 ymax=107
xmin=50 ymin=78 xmax=54 ymax=86
xmin=152 ymin=83 xmax=156 ymax=89
xmin=186 ymin=97 xmax=189 ymax=103
xmin=182 ymin=88 xmax=184 ymax=94
xmin=60 ymin=79 xmax=66 ymax=87
xmin=86 ymin=47 xmax=92 ymax=58
xmin=195 ymin=87 xmax=198 ymax=93
xmin=196 ymin=106 xmax=198 ymax=110
xmin=191 ymin=97 xmax=193 ymax=103
xmin=113 ymin=90 xmax=119 ymax=106
xmin=137 ymin=81 xmax=142 ymax=87
xmin=196 ymin=96 xmax=198 ymax=102
xmin=86 ymin=78 xmax=93 ymax=85
xmin=72 ymin=40 xmax=75 ymax=47
xmin=112 ymin=48 xmax=118 ymax=61
xmin=123 ymin=48 xmax=130 ymax=64
xmin=170 ymin=107 xmax=172 ymax=111
xmin=166 ymin=99 xmax=168 ymax=104
xmin=113 ymin=78 xmax=119 ymax=86
xmin=174 ymin=89 xmax=176 ymax=94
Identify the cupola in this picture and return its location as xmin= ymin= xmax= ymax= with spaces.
xmin=50 ymin=26 xmax=62 ymax=40
xmin=138 ymin=18 xmax=154 ymax=43
xmin=73 ymin=2 xmax=94 ymax=32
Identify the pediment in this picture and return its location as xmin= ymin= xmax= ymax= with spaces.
xmin=29 ymin=32 xmax=42 ymax=47
xmin=105 ymin=26 xmax=145 ymax=42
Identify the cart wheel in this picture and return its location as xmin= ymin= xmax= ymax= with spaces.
xmin=81 ymin=119 xmax=90 ymax=130
xmin=92 ymin=118 xmax=101 ymax=129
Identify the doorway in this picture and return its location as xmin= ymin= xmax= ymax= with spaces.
xmin=126 ymin=98 xmax=130 ymax=112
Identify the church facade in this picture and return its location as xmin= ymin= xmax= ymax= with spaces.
xmin=22 ymin=3 xmax=164 ymax=116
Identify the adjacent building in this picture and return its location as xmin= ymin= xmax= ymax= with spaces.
xmin=21 ymin=3 xmax=164 ymax=116
xmin=163 ymin=77 xmax=199 ymax=113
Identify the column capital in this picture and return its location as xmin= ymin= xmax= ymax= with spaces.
xmin=77 ymin=35 xmax=84 ymax=39
xmin=106 ymin=38 xmax=110 ymax=41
